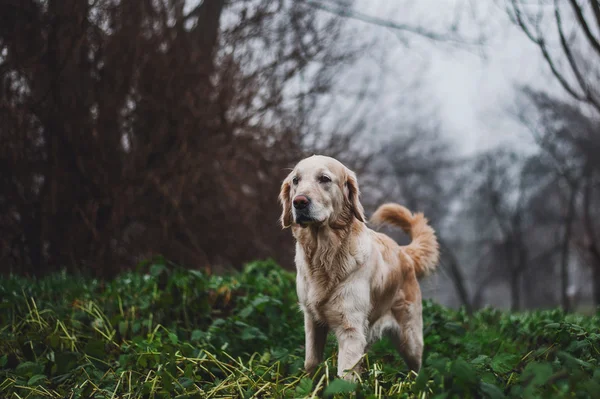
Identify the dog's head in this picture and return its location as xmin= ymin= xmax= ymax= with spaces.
xmin=279 ymin=155 xmax=365 ymax=229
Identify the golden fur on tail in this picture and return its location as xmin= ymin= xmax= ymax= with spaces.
xmin=370 ymin=203 xmax=439 ymax=278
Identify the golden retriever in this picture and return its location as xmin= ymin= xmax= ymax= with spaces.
xmin=279 ymin=155 xmax=439 ymax=380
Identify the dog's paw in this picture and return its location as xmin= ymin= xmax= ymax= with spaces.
xmin=304 ymin=361 xmax=319 ymax=376
xmin=338 ymin=369 xmax=360 ymax=382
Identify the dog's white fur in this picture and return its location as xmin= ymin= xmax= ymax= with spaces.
xmin=279 ymin=155 xmax=439 ymax=379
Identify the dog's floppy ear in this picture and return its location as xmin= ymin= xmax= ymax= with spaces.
xmin=345 ymin=169 xmax=365 ymax=222
xmin=279 ymin=177 xmax=293 ymax=228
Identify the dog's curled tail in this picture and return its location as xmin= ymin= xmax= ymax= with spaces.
xmin=370 ymin=203 xmax=439 ymax=278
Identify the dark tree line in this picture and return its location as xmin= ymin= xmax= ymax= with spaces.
xmin=374 ymin=90 xmax=600 ymax=311
xmin=0 ymin=0 xmax=369 ymax=276
xmin=516 ymin=88 xmax=600 ymax=309
xmin=378 ymin=0 xmax=600 ymax=312
xmin=502 ymin=0 xmax=600 ymax=309
xmin=1 ymin=0 xmax=483 ymax=277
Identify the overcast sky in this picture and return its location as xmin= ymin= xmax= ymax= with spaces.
xmin=338 ymin=0 xmax=567 ymax=156
xmin=185 ymin=0 xmax=568 ymax=156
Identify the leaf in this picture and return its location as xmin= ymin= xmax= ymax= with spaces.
xmin=15 ymin=361 xmax=43 ymax=378
xmin=491 ymin=353 xmax=520 ymax=374
xmin=188 ymin=269 xmax=203 ymax=279
xmin=137 ymin=354 xmax=148 ymax=369
xmin=178 ymin=377 xmax=194 ymax=388
xmin=119 ymin=321 xmax=129 ymax=336
xmin=118 ymin=354 xmax=133 ymax=369
xmin=160 ymin=367 xmax=174 ymax=392
xmin=168 ymin=332 xmax=178 ymax=345
xmin=184 ymin=363 xmax=194 ymax=379
xmin=252 ymin=295 xmax=278 ymax=311
xmin=428 ymin=356 xmax=450 ymax=373
xmin=451 ymin=357 xmax=478 ymax=386
xmin=479 ymin=382 xmax=506 ymax=399
xmin=294 ymin=378 xmax=313 ymax=396
xmin=480 ymin=371 xmax=498 ymax=385
xmin=132 ymin=321 xmax=141 ymax=333
xmin=238 ymin=324 xmax=266 ymax=341
xmin=323 ymin=379 xmax=357 ymax=397
xmin=84 ymin=339 xmax=106 ymax=358
xmin=27 ymin=374 xmax=47 ymax=386
xmin=150 ymin=263 xmax=167 ymax=277
xmin=556 ymin=350 xmax=592 ymax=369
xmin=239 ymin=306 xmax=254 ymax=319
xmin=191 ymin=330 xmax=204 ymax=341
xmin=471 ymin=355 xmax=490 ymax=366
xmin=444 ymin=321 xmax=466 ymax=335
xmin=49 ymin=333 xmax=60 ymax=349
xmin=521 ymin=362 xmax=553 ymax=387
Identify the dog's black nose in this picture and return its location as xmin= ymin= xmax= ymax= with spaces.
xmin=293 ymin=195 xmax=310 ymax=210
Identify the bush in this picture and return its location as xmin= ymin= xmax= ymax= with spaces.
xmin=1 ymin=258 xmax=599 ymax=398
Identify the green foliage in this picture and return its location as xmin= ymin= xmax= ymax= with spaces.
xmin=1 ymin=258 xmax=599 ymax=398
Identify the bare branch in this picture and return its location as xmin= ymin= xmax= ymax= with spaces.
xmin=506 ymin=0 xmax=600 ymax=112
xmin=300 ymin=0 xmax=482 ymax=46
xmin=591 ymin=0 xmax=600 ymax=33
xmin=568 ymin=0 xmax=600 ymax=57
xmin=555 ymin=3 xmax=588 ymax=92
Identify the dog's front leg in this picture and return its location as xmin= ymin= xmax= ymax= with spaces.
xmin=335 ymin=322 xmax=367 ymax=380
xmin=303 ymin=312 xmax=328 ymax=375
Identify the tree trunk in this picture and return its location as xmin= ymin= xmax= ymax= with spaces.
xmin=589 ymin=246 xmax=600 ymax=308
xmin=439 ymin=240 xmax=473 ymax=314
xmin=507 ymin=239 xmax=522 ymax=312
xmin=593 ymin=263 xmax=600 ymax=308
xmin=581 ymin=170 xmax=600 ymax=307
xmin=510 ymin=271 xmax=520 ymax=312
xmin=560 ymin=184 xmax=578 ymax=312
xmin=447 ymin=258 xmax=473 ymax=314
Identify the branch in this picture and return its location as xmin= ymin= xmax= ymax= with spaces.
xmin=508 ymin=0 xmax=600 ymax=112
xmin=556 ymin=1 xmax=600 ymax=110
xmin=523 ymin=121 xmax=578 ymax=188
xmin=300 ymin=0 xmax=481 ymax=45
xmin=568 ymin=0 xmax=600 ymax=57
xmin=591 ymin=0 xmax=600 ymax=34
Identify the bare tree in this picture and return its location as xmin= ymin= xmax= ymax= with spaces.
xmin=504 ymin=0 xmax=600 ymax=112
xmin=0 ymin=0 xmax=370 ymax=276
xmin=469 ymin=149 xmax=532 ymax=311
xmin=376 ymin=125 xmax=473 ymax=313
xmin=515 ymin=87 xmax=600 ymax=308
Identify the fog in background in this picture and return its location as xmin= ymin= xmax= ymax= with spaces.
xmin=2 ymin=0 xmax=600 ymax=313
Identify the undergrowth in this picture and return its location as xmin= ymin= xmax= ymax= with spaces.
xmin=1 ymin=258 xmax=599 ymax=398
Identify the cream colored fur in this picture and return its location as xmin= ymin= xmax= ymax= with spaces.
xmin=279 ymin=155 xmax=439 ymax=380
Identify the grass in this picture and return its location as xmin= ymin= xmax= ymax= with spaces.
xmin=1 ymin=258 xmax=599 ymax=398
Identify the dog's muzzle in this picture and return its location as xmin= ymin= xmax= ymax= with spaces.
xmin=293 ymin=195 xmax=315 ymax=225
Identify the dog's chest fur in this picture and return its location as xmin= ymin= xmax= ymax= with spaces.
xmin=294 ymin=224 xmax=367 ymax=323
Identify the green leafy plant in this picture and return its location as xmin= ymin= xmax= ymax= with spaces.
xmin=1 ymin=258 xmax=599 ymax=398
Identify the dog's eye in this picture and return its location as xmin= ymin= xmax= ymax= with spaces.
xmin=292 ymin=176 xmax=299 ymax=185
xmin=319 ymin=175 xmax=331 ymax=183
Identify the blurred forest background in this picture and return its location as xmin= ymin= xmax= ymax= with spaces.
xmin=1 ymin=0 xmax=599 ymax=313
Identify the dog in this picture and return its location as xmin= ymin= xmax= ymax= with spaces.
xmin=279 ymin=155 xmax=439 ymax=380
